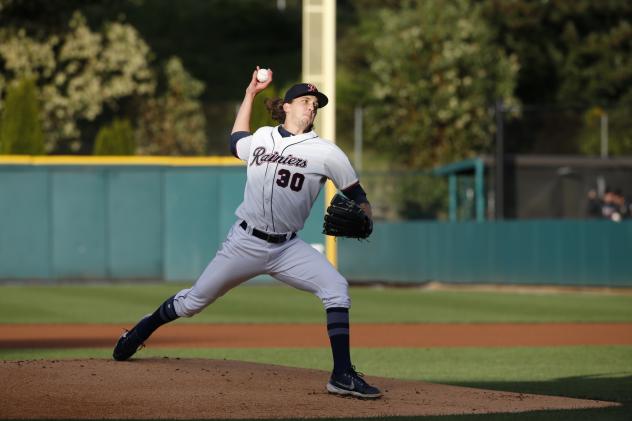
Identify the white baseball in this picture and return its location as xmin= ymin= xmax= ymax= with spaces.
xmin=256 ymin=68 xmax=269 ymax=83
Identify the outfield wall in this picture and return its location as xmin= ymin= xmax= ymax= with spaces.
xmin=339 ymin=220 xmax=632 ymax=287
xmin=0 ymin=158 xmax=325 ymax=281
xmin=1 ymin=160 xmax=630 ymax=286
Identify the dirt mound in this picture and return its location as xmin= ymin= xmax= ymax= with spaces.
xmin=0 ymin=358 xmax=617 ymax=419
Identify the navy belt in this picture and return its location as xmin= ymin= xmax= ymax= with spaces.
xmin=240 ymin=221 xmax=296 ymax=244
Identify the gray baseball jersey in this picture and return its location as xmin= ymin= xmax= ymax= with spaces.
xmin=234 ymin=126 xmax=358 ymax=233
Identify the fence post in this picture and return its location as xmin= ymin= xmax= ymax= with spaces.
xmin=600 ymin=111 xmax=608 ymax=158
xmin=449 ymin=174 xmax=457 ymax=222
xmin=475 ymin=158 xmax=485 ymax=222
xmin=495 ymin=100 xmax=505 ymax=220
xmin=354 ymin=106 xmax=363 ymax=171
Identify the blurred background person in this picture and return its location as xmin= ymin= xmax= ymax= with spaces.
xmin=601 ymin=188 xmax=618 ymax=221
xmin=586 ymin=189 xmax=602 ymax=218
xmin=613 ymin=189 xmax=629 ymax=220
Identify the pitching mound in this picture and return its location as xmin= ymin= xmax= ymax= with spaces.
xmin=1 ymin=358 xmax=617 ymax=419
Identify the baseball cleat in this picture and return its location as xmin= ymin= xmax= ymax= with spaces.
xmin=326 ymin=367 xmax=382 ymax=399
xmin=112 ymin=317 xmax=148 ymax=361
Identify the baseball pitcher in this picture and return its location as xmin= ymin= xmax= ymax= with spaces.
xmin=113 ymin=67 xmax=381 ymax=399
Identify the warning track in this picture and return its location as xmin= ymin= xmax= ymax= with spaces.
xmin=1 ymin=322 xmax=631 ymax=349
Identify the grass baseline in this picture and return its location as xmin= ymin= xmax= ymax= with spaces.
xmin=1 ymin=283 xmax=632 ymax=324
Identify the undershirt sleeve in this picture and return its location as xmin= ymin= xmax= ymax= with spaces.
xmin=342 ymin=183 xmax=369 ymax=205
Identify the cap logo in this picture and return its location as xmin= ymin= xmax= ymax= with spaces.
xmin=307 ymin=84 xmax=317 ymax=92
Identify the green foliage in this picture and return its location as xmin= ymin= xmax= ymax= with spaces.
xmin=483 ymin=0 xmax=632 ymax=156
xmin=0 ymin=9 xmax=155 ymax=153
xmin=361 ymin=172 xmax=448 ymax=220
xmin=338 ymin=1 xmax=632 ymax=161
xmin=136 ymin=57 xmax=207 ymax=155
xmin=483 ymin=0 xmax=632 ymax=107
xmin=579 ymin=107 xmax=632 ymax=156
xmin=339 ymin=0 xmax=518 ymax=169
xmin=396 ymin=174 xmax=448 ymax=220
xmin=3 ymin=0 xmax=630 ymax=159
xmin=93 ymin=118 xmax=135 ymax=155
xmin=118 ymin=0 xmax=302 ymax=102
xmin=0 ymin=78 xmax=45 ymax=154
xmin=0 ymin=1 xmax=303 ymax=154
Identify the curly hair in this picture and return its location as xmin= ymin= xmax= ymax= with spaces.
xmin=264 ymin=98 xmax=285 ymax=123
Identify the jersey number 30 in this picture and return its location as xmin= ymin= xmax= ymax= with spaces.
xmin=276 ymin=169 xmax=305 ymax=192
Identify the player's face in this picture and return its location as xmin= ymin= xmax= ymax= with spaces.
xmin=285 ymin=95 xmax=318 ymax=129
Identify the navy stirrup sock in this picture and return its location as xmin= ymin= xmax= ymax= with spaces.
xmin=135 ymin=295 xmax=179 ymax=340
xmin=326 ymin=307 xmax=352 ymax=374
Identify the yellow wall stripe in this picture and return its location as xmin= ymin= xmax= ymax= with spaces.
xmin=0 ymin=155 xmax=243 ymax=166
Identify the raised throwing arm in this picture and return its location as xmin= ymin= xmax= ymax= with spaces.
xmin=231 ymin=66 xmax=273 ymax=134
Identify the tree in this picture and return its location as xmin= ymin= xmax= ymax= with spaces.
xmin=0 ymin=78 xmax=45 ymax=154
xmin=93 ymin=118 xmax=135 ymax=155
xmin=118 ymin=0 xmax=302 ymax=102
xmin=482 ymin=0 xmax=632 ymax=106
xmin=0 ymin=1 xmax=306 ymax=155
xmin=0 ymin=10 xmax=155 ymax=153
xmin=338 ymin=0 xmax=518 ymax=169
xmin=135 ymin=57 xmax=207 ymax=155
xmin=482 ymin=0 xmax=632 ymax=155
xmin=578 ymin=107 xmax=632 ymax=157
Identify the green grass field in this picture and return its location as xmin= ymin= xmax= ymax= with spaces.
xmin=2 ymin=283 xmax=632 ymax=323
xmin=1 ymin=283 xmax=631 ymax=421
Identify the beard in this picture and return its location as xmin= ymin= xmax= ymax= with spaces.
xmin=293 ymin=115 xmax=314 ymax=131
xmin=299 ymin=116 xmax=312 ymax=126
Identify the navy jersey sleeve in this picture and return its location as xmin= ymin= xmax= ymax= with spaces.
xmin=230 ymin=131 xmax=252 ymax=158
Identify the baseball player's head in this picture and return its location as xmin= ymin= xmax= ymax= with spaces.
xmin=265 ymin=83 xmax=328 ymax=132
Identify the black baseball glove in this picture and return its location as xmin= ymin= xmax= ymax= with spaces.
xmin=323 ymin=194 xmax=373 ymax=239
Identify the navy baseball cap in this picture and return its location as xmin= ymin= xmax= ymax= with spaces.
xmin=283 ymin=83 xmax=328 ymax=108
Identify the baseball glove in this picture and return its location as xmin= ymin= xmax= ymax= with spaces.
xmin=323 ymin=194 xmax=373 ymax=239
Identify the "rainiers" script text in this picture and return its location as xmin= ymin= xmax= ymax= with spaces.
xmin=249 ymin=147 xmax=308 ymax=168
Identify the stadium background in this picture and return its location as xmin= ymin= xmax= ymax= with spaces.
xmin=1 ymin=1 xmax=631 ymax=420
xmin=0 ymin=156 xmax=631 ymax=286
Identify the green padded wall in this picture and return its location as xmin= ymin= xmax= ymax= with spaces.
xmin=2 ymin=162 xmax=629 ymax=286
xmin=51 ymin=169 xmax=108 ymax=279
xmin=108 ymin=169 xmax=163 ymax=279
xmin=165 ymin=167 xmax=225 ymax=281
xmin=0 ymin=167 xmax=50 ymax=279
xmin=0 ymin=163 xmax=326 ymax=282
xmin=338 ymin=220 xmax=632 ymax=286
